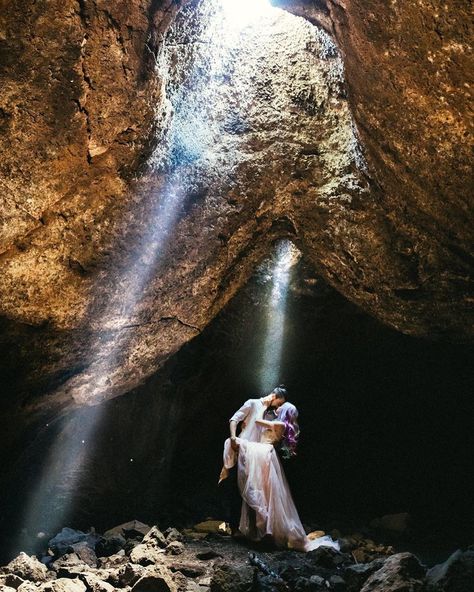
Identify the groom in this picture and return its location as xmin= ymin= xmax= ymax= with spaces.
xmin=220 ymin=386 xmax=287 ymax=534
xmin=229 ymin=385 xmax=287 ymax=452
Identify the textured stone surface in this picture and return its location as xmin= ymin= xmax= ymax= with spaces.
xmin=275 ymin=0 xmax=474 ymax=338
xmin=360 ymin=552 xmax=426 ymax=592
xmin=0 ymin=0 xmax=472 ymax=425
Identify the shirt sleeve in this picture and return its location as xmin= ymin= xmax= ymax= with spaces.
xmin=229 ymin=399 xmax=252 ymax=424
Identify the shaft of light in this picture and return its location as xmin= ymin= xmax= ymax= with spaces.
xmin=259 ymin=240 xmax=300 ymax=392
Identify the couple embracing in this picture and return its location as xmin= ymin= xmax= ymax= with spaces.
xmin=219 ymin=386 xmax=339 ymax=552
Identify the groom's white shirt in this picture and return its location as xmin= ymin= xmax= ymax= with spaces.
xmin=230 ymin=397 xmax=266 ymax=443
xmin=219 ymin=397 xmax=266 ymax=482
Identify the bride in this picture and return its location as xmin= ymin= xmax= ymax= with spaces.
xmin=224 ymin=402 xmax=339 ymax=552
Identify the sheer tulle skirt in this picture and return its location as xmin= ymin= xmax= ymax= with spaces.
xmin=236 ymin=439 xmax=339 ymax=552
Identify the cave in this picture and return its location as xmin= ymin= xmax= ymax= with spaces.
xmin=0 ymin=0 xmax=473 ymax=590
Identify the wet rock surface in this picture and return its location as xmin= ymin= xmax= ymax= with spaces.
xmin=1 ymin=522 xmax=471 ymax=592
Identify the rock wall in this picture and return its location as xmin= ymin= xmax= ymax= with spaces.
xmin=0 ymin=0 xmax=472 ymax=420
xmin=275 ymin=0 xmax=473 ymax=337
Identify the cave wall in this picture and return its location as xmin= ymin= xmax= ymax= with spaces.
xmin=0 ymin=0 xmax=472 ymax=452
xmin=275 ymin=0 xmax=474 ymax=337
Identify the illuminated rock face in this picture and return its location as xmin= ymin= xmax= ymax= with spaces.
xmin=0 ymin=0 xmax=472 ymax=418
xmin=274 ymin=0 xmax=473 ymax=335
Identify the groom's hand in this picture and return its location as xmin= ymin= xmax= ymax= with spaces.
xmin=230 ymin=436 xmax=239 ymax=451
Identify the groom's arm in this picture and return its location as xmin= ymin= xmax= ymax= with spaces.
xmin=229 ymin=399 xmax=252 ymax=445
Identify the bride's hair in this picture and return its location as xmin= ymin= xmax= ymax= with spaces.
xmin=278 ymin=402 xmax=300 ymax=455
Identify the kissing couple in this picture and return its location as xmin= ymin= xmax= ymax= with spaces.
xmin=219 ymin=386 xmax=339 ymax=552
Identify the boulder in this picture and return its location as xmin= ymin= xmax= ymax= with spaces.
xmin=39 ymin=578 xmax=87 ymax=592
xmin=194 ymin=522 xmax=230 ymax=535
xmin=307 ymin=531 xmax=326 ymax=540
xmin=344 ymin=558 xmax=387 ymax=592
xmin=426 ymin=548 xmax=474 ymax=592
xmin=130 ymin=544 xmax=165 ymax=566
xmin=142 ymin=527 xmax=167 ymax=549
xmin=328 ymin=574 xmax=346 ymax=591
xmin=95 ymin=535 xmax=126 ymax=558
xmin=48 ymin=529 xmax=99 ymax=558
xmin=210 ymin=564 xmax=255 ymax=592
xmin=96 ymin=551 xmax=128 ymax=571
xmin=5 ymin=552 xmax=49 ymax=583
xmin=307 ymin=547 xmax=346 ymax=569
xmin=117 ymin=563 xmax=147 ymax=587
xmin=104 ymin=521 xmax=151 ymax=541
xmin=0 ymin=573 xmax=26 ymax=589
xmin=360 ymin=552 xmax=426 ymax=592
xmin=69 ymin=543 xmax=97 ymax=568
xmin=164 ymin=529 xmax=183 ymax=544
xmin=78 ymin=572 xmax=116 ymax=592
xmin=165 ymin=542 xmax=184 ymax=556
xmin=131 ymin=567 xmax=177 ymax=592
xmin=17 ymin=584 xmax=38 ymax=592
xmin=51 ymin=553 xmax=89 ymax=578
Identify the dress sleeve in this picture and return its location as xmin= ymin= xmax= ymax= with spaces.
xmin=229 ymin=399 xmax=252 ymax=423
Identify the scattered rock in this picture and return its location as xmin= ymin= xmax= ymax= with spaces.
xmin=97 ymin=551 xmax=128 ymax=569
xmin=328 ymin=574 xmax=346 ymax=591
xmin=142 ymin=527 xmax=167 ymax=549
xmin=307 ymin=547 xmax=347 ymax=569
xmin=124 ymin=539 xmax=142 ymax=555
xmin=104 ymin=521 xmax=151 ymax=541
xmin=0 ymin=573 xmax=26 ymax=588
xmin=194 ymin=522 xmax=230 ymax=536
xmin=308 ymin=574 xmax=326 ymax=587
xmin=131 ymin=567 xmax=177 ymax=592
xmin=360 ymin=552 xmax=426 ymax=592
xmin=307 ymin=531 xmax=326 ymax=540
xmin=39 ymin=578 xmax=87 ymax=592
xmin=69 ymin=543 xmax=97 ymax=568
xmin=344 ymin=558 xmax=387 ymax=592
xmin=95 ymin=534 xmax=126 ymax=558
xmin=426 ymin=547 xmax=474 ymax=592
xmin=117 ymin=563 xmax=147 ymax=587
xmin=17 ymin=584 xmax=38 ymax=592
xmin=77 ymin=572 xmax=116 ymax=592
xmin=6 ymin=552 xmax=49 ymax=583
xmin=166 ymin=542 xmax=185 ymax=556
xmin=130 ymin=544 xmax=165 ymax=566
xmin=168 ymin=562 xmax=206 ymax=578
xmin=370 ymin=513 xmax=410 ymax=535
xmin=165 ymin=528 xmax=183 ymax=544
xmin=210 ymin=564 xmax=255 ymax=592
xmin=48 ymin=529 xmax=99 ymax=558
xmin=51 ymin=553 xmax=89 ymax=578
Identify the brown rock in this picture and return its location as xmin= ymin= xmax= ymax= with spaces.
xmin=39 ymin=579 xmax=87 ymax=592
xmin=360 ymin=552 xmax=426 ymax=592
xmin=5 ymin=552 xmax=48 ymax=583
xmin=131 ymin=568 xmax=177 ymax=592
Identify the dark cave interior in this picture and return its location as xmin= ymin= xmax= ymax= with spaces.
xmin=2 ymin=247 xmax=473 ymax=564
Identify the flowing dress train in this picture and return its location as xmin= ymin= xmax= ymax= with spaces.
xmin=236 ymin=438 xmax=340 ymax=552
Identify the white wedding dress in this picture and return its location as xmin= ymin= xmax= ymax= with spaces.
xmin=233 ymin=423 xmax=340 ymax=552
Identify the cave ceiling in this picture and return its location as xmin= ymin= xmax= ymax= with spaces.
xmin=0 ymin=0 xmax=472 ymax=415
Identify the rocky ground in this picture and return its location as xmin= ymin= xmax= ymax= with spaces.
xmin=1 ymin=519 xmax=473 ymax=592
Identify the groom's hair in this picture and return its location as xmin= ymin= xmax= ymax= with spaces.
xmin=272 ymin=385 xmax=287 ymax=400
